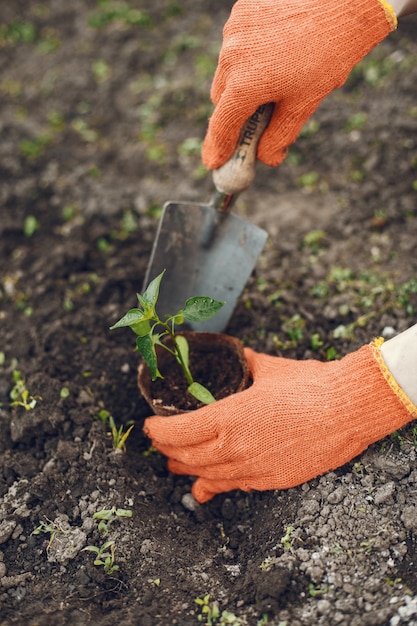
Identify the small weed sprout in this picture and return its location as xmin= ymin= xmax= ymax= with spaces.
xmin=83 ymin=540 xmax=119 ymax=575
xmin=301 ymin=229 xmax=326 ymax=254
xmin=60 ymin=386 xmax=70 ymax=399
xmin=23 ymin=215 xmax=40 ymax=237
xmin=93 ymin=507 xmax=132 ymax=537
xmin=260 ymin=557 xmax=277 ymax=572
xmin=330 ymin=542 xmax=344 ymax=555
xmin=194 ymin=595 xmax=246 ymax=625
xmin=10 ymin=370 xmax=40 ymax=410
xmin=142 ymin=444 xmax=158 ymax=457
xmin=195 ymin=595 xmax=219 ymax=625
xmin=32 ymin=518 xmax=65 ymax=551
xmin=310 ymin=332 xmax=324 ymax=352
xmin=110 ymin=270 xmax=224 ymax=405
xmin=97 ymin=409 xmax=134 ymax=451
xmin=108 ymin=415 xmax=134 ymax=450
xmin=280 ymin=525 xmax=296 ymax=550
xmin=83 ymin=506 xmax=133 ymax=574
xmin=308 ymin=583 xmax=329 ymax=597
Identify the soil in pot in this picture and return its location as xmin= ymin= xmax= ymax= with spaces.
xmin=138 ymin=331 xmax=250 ymax=415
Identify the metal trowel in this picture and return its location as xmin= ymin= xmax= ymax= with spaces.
xmin=143 ymin=103 xmax=273 ymax=332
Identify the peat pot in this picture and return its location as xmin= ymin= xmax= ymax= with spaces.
xmin=138 ymin=331 xmax=250 ymax=416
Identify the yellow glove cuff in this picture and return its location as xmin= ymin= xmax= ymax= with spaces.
xmin=371 ymin=337 xmax=417 ymax=418
xmin=377 ymin=0 xmax=398 ymax=29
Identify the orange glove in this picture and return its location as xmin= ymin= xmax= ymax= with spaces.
xmin=202 ymin=0 xmax=397 ymax=169
xmin=144 ymin=340 xmax=417 ymax=503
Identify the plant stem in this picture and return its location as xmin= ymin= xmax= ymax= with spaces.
xmin=157 ymin=317 xmax=194 ymax=386
xmin=173 ymin=336 xmax=194 ymax=385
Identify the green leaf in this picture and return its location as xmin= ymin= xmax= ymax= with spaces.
xmin=93 ymin=509 xmax=114 ymax=520
xmin=109 ymin=308 xmax=145 ymax=330
xmin=182 ymin=296 xmax=225 ymax=323
xmin=110 ymin=307 xmax=151 ymax=336
xmin=175 ymin=335 xmax=189 ymax=369
xmin=136 ymin=292 xmax=151 ymax=313
xmin=83 ymin=545 xmax=100 ymax=554
xmin=115 ymin=508 xmax=132 ymax=518
xmin=188 ymin=382 xmax=216 ymax=405
xmin=132 ymin=319 xmax=151 ymax=336
xmin=136 ymin=334 xmax=162 ymax=381
xmin=142 ymin=270 xmax=165 ymax=308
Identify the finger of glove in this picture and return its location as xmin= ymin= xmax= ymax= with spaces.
xmin=243 ymin=346 xmax=290 ymax=380
xmin=192 ymin=477 xmax=245 ymax=504
xmin=166 ymin=434 xmax=283 ymax=485
xmin=168 ymin=457 xmax=239 ymax=479
xmin=202 ymin=94 xmax=266 ymax=170
xmin=257 ymin=98 xmax=322 ymax=167
xmin=147 ymin=417 xmax=234 ymax=468
xmin=143 ymin=410 xmax=217 ymax=448
xmin=209 ymin=62 xmax=227 ymax=106
xmin=167 ymin=447 xmax=278 ymax=484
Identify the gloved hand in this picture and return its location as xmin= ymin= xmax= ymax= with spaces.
xmin=202 ymin=0 xmax=397 ymax=169
xmin=144 ymin=340 xmax=417 ymax=503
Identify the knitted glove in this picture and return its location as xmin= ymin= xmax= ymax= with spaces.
xmin=202 ymin=0 xmax=397 ymax=169
xmin=144 ymin=340 xmax=417 ymax=503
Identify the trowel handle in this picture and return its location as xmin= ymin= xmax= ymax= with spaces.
xmin=212 ymin=102 xmax=274 ymax=211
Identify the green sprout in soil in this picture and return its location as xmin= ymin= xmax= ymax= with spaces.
xmin=83 ymin=540 xmax=119 ymax=576
xmin=301 ymin=229 xmax=327 ymax=254
xmin=280 ymin=525 xmax=296 ymax=550
xmin=195 ymin=595 xmax=246 ymax=625
xmin=83 ymin=506 xmax=133 ymax=575
xmin=195 ymin=595 xmax=220 ymax=625
xmin=93 ymin=507 xmax=132 ymax=537
xmin=23 ymin=215 xmax=40 ymax=237
xmin=272 ymin=314 xmax=305 ymax=351
xmin=32 ymin=518 xmax=65 ymax=551
xmin=97 ymin=409 xmax=134 ymax=451
xmin=60 ymin=386 xmax=70 ymax=399
xmin=310 ymin=332 xmax=324 ymax=352
xmin=9 ymin=370 xmax=39 ymax=410
xmin=297 ymin=170 xmax=320 ymax=191
xmin=308 ymin=583 xmax=329 ymax=597
xmin=110 ymin=270 xmax=224 ymax=405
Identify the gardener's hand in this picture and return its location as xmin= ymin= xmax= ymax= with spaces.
xmin=202 ymin=0 xmax=397 ymax=169
xmin=144 ymin=342 xmax=417 ymax=503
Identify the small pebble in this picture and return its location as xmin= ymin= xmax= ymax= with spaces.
xmin=181 ymin=493 xmax=199 ymax=512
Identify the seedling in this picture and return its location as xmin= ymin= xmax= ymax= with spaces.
xmin=110 ymin=270 xmax=224 ymax=405
xmin=195 ymin=595 xmax=220 ymax=625
xmin=96 ymin=409 xmax=134 ymax=451
xmin=280 ymin=525 xmax=296 ymax=550
xmin=195 ymin=595 xmax=246 ymax=625
xmin=9 ymin=370 xmax=39 ymax=410
xmin=93 ymin=507 xmax=132 ymax=537
xmin=108 ymin=415 xmax=134 ymax=450
xmin=32 ymin=518 xmax=65 ymax=551
xmin=83 ymin=540 xmax=119 ymax=575
xmin=23 ymin=215 xmax=40 ymax=237
xmin=308 ymin=583 xmax=329 ymax=597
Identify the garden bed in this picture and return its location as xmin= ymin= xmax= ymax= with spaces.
xmin=1 ymin=2 xmax=417 ymax=624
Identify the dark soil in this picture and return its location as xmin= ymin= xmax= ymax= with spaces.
xmin=1 ymin=2 xmax=417 ymax=625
